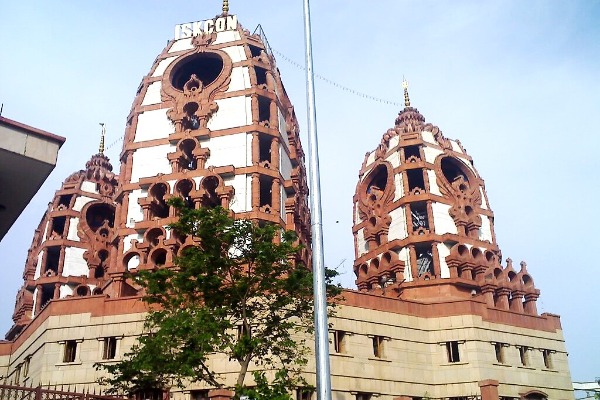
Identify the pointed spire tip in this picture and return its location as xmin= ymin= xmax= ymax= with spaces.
xmin=402 ymin=77 xmax=411 ymax=108
xmin=99 ymin=123 xmax=106 ymax=154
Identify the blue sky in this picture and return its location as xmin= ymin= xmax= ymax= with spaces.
xmin=0 ymin=0 xmax=598 ymax=382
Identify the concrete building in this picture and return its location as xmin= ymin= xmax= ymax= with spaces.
xmin=0 ymin=7 xmax=574 ymax=400
xmin=0 ymin=116 xmax=65 ymax=241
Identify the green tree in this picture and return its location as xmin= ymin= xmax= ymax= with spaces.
xmin=98 ymin=198 xmax=340 ymax=398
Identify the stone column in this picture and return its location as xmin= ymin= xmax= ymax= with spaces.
xmin=252 ymin=132 xmax=260 ymax=165
xmin=495 ymin=288 xmax=510 ymax=310
xmin=57 ymin=246 xmax=66 ymax=275
xmin=408 ymin=245 xmax=418 ymax=279
xmin=524 ymin=293 xmax=539 ymax=315
xmin=270 ymin=136 xmax=280 ymax=168
xmin=251 ymin=174 xmax=260 ymax=209
xmin=479 ymin=379 xmax=500 ymax=400
xmin=272 ymin=178 xmax=281 ymax=216
xmin=510 ymin=290 xmax=525 ymax=313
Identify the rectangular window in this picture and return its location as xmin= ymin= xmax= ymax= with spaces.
xmin=102 ymin=337 xmax=117 ymax=360
xmin=494 ymin=342 xmax=505 ymax=363
xmin=296 ymin=388 xmax=313 ymax=400
xmin=356 ymin=393 xmax=372 ymax=400
xmin=333 ymin=330 xmax=346 ymax=354
xmin=446 ymin=341 xmax=460 ymax=363
xmin=14 ymin=364 xmax=21 ymax=385
xmin=518 ymin=346 xmax=529 ymax=366
xmin=63 ymin=340 xmax=77 ymax=363
xmin=542 ymin=349 xmax=553 ymax=369
xmin=372 ymin=336 xmax=384 ymax=358
xmin=191 ymin=390 xmax=209 ymax=400
xmin=22 ymin=357 xmax=30 ymax=377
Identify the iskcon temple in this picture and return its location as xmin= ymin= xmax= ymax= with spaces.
xmin=0 ymin=4 xmax=574 ymax=400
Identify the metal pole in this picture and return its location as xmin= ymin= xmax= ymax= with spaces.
xmin=302 ymin=2 xmax=332 ymax=400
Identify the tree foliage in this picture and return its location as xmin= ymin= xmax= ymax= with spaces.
xmin=98 ymin=198 xmax=340 ymax=397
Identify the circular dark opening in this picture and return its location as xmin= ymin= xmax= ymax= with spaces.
xmin=171 ymin=54 xmax=224 ymax=90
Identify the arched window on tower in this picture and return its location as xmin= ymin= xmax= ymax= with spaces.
xmin=200 ymin=176 xmax=220 ymax=208
xmin=176 ymin=179 xmax=195 ymax=209
xmin=179 ymin=139 xmax=198 ymax=171
xmin=149 ymin=184 xmax=169 ymax=219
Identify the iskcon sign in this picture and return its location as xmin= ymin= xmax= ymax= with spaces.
xmin=175 ymin=15 xmax=238 ymax=39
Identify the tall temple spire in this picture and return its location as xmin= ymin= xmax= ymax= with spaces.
xmin=222 ymin=0 xmax=229 ymax=15
xmin=402 ymin=78 xmax=411 ymax=107
xmin=99 ymin=123 xmax=105 ymax=154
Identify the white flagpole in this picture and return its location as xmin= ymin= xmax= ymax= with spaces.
xmin=302 ymin=2 xmax=332 ymax=400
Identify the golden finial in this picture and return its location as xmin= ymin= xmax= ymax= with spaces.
xmin=99 ymin=123 xmax=106 ymax=154
xmin=402 ymin=77 xmax=411 ymax=107
xmin=222 ymin=0 xmax=229 ymax=15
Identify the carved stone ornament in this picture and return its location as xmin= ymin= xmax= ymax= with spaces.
xmin=161 ymin=47 xmax=233 ymax=132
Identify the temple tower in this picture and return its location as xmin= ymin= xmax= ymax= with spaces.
xmin=7 ymin=146 xmax=118 ymax=339
xmin=352 ymin=82 xmax=539 ymax=313
xmin=110 ymin=13 xmax=311 ymax=294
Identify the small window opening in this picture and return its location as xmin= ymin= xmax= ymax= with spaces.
xmin=182 ymin=102 xmax=200 ymax=130
xmin=259 ymin=176 xmax=273 ymax=207
xmin=14 ymin=364 xmax=21 ymax=384
xmin=259 ymin=135 xmax=272 ymax=163
xmin=407 ymin=169 xmax=425 ymax=192
xmin=45 ymin=246 xmax=60 ymax=275
xmin=51 ymin=216 xmax=66 ymax=237
xmin=57 ymin=194 xmax=73 ymax=209
xmin=149 ymin=184 xmax=169 ymax=219
xmin=372 ymin=335 xmax=384 ymax=358
xmin=446 ymin=341 xmax=460 ymax=363
xmin=146 ymin=228 xmax=164 ymax=247
xmin=297 ymin=388 xmax=313 ymax=400
xmin=356 ymin=393 xmax=372 ymax=400
xmin=403 ymin=145 xmax=421 ymax=161
xmin=40 ymin=285 xmax=54 ymax=309
xmin=494 ymin=343 xmax=505 ymax=363
xmin=410 ymin=203 xmax=429 ymax=232
xmin=248 ymin=44 xmax=263 ymax=58
xmin=191 ymin=390 xmax=210 ymax=400
xmin=333 ymin=330 xmax=346 ymax=353
xmin=95 ymin=250 xmax=108 ymax=279
xmin=63 ymin=340 xmax=77 ymax=363
xmin=151 ymin=249 xmax=167 ymax=267
xmin=176 ymin=179 xmax=195 ymax=209
xmin=22 ymin=357 xmax=30 ymax=377
xmin=133 ymin=389 xmax=164 ymax=400
xmin=171 ymin=53 xmax=223 ymax=90
xmin=200 ymin=176 xmax=220 ymax=208
xmin=103 ymin=337 xmax=117 ymax=360
xmin=255 ymin=66 xmax=268 ymax=86
xmin=179 ymin=139 xmax=198 ymax=171
xmin=518 ymin=346 xmax=529 ymax=366
xmin=416 ymin=244 xmax=434 ymax=277
xmin=542 ymin=349 xmax=552 ymax=369
xmin=76 ymin=285 xmax=90 ymax=296
xmin=258 ymin=96 xmax=270 ymax=123
xmin=237 ymin=324 xmax=251 ymax=341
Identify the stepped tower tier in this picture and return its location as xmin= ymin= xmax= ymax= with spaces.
xmin=111 ymin=16 xmax=311 ymax=295
xmin=6 ymin=152 xmax=119 ymax=340
xmin=352 ymin=89 xmax=540 ymax=313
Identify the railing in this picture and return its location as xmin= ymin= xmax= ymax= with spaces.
xmin=0 ymin=383 xmax=127 ymax=400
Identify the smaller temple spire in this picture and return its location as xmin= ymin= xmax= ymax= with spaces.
xmin=99 ymin=123 xmax=106 ymax=154
xmin=402 ymin=77 xmax=411 ymax=108
xmin=222 ymin=0 xmax=229 ymax=15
